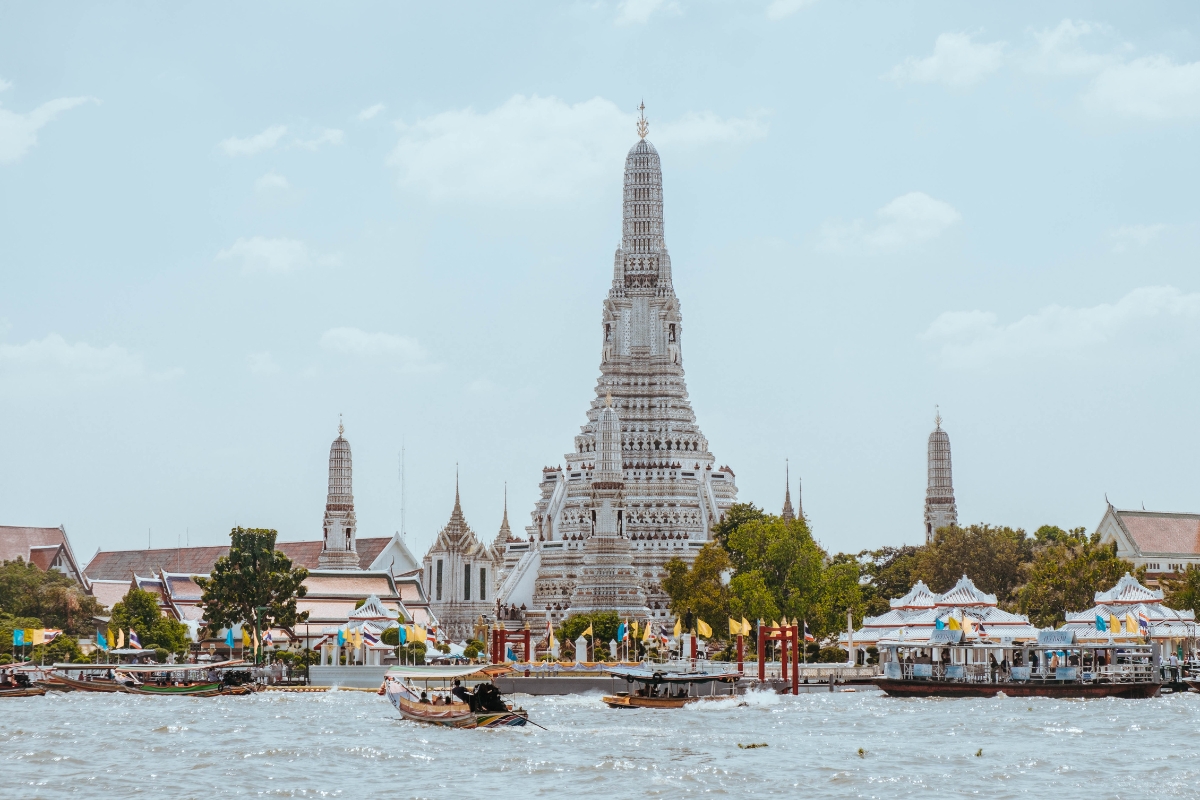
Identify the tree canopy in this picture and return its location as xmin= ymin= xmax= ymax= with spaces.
xmin=110 ymin=587 xmax=191 ymax=656
xmin=0 ymin=558 xmax=104 ymax=635
xmin=911 ymin=524 xmax=1032 ymax=605
xmin=1165 ymin=565 xmax=1200 ymax=618
xmin=195 ymin=527 xmax=309 ymax=662
xmin=1016 ymin=527 xmax=1139 ymax=627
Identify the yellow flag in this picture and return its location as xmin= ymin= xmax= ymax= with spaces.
xmin=116 ymin=628 xmax=125 ymax=649
xmin=771 ymin=620 xmax=779 ymax=630
xmin=31 ymin=629 xmax=46 ymax=646
xmin=963 ymin=617 xmax=974 ymax=636
xmin=642 ymin=622 xmax=653 ymax=642
xmin=741 ymin=617 xmax=751 ymax=636
xmin=631 ymin=620 xmax=639 ymax=637
xmin=242 ymin=627 xmax=251 ymax=647
xmin=947 ymin=617 xmax=961 ymax=631
xmin=414 ymin=625 xmax=427 ymax=644
xmin=1125 ymin=613 xmax=1137 ymax=634
xmin=107 ymin=627 xmax=115 ymax=647
xmin=582 ymin=624 xmax=594 ymax=637
xmin=697 ymin=619 xmax=712 ymax=638
xmin=729 ymin=617 xmax=741 ymax=635
xmin=1110 ymin=614 xmax=1121 ymax=633
xmin=673 ymin=618 xmax=682 ymax=638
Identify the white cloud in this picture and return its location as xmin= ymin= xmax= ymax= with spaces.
xmin=246 ymin=351 xmax=280 ymax=374
xmin=388 ymin=94 xmax=765 ymax=202
xmin=216 ymin=236 xmax=340 ymax=274
xmin=766 ymin=0 xmax=817 ymax=21
xmin=0 ymin=334 xmax=150 ymax=384
xmin=922 ymin=286 xmax=1200 ymax=367
xmin=1110 ymin=223 xmax=1167 ymax=252
xmin=254 ymin=172 xmax=290 ymax=192
xmin=358 ymin=103 xmax=385 ymax=121
xmin=319 ymin=328 xmax=433 ymax=371
xmin=616 ymin=0 xmax=676 ymax=25
xmin=295 ymin=128 xmax=344 ymax=150
xmin=887 ymin=32 xmax=1006 ymax=87
xmin=819 ymin=192 xmax=960 ymax=253
xmin=1084 ymin=56 xmax=1200 ymax=120
xmin=219 ymin=125 xmax=287 ymax=157
xmin=0 ymin=95 xmax=93 ymax=164
xmin=1027 ymin=20 xmax=1200 ymax=120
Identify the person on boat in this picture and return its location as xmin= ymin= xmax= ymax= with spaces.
xmin=419 ymin=690 xmax=429 ymax=704
xmin=452 ymin=679 xmax=472 ymax=706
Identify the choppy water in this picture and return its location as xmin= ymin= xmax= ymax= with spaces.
xmin=3 ymin=688 xmax=1200 ymax=797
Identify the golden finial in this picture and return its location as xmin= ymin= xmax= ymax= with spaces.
xmin=636 ymin=100 xmax=648 ymax=139
xmin=934 ymin=405 xmax=941 ymax=430
xmin=338 ymin=413 xmax=344 ymax=436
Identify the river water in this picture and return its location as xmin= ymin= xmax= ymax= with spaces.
xmin=3 ymin=688 xmax=1200 ymax=797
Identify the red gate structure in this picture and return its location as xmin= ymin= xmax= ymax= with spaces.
xmin=490 ymin=625 xmax=532 ymax=665
xmin=757 ymin=621 xmax=800 ymax=695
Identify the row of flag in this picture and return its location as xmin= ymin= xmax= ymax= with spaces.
xmin=935 ymin=615 xmax=989 ymax=637
xmin=559 ymin=616 xmax=816 ymax=649
xmin=11 ymin=628 xmax=62 ymax=647
xmin=1096 ymin=611 xmax=1150 ymax=634
xmin=97 ymin=627 xmax=136 ymax=651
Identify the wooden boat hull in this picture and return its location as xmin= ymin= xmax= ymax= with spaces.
xmin=51 ymin=674 xmax=127 ymax=693
xmin=602 ymin=694 xmax=730 ymax=709
xmin=874 ymin=678 xmax=1161 ymax=699
xmin=0 ymin=686 xmax=47 ymax=697
xmin=124 ymin=682 xmax=254 ymax=697
xmin=392 ymin=695 xmax=528 ymax=728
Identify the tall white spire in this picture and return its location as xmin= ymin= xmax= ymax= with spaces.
xmin=320 ymin=418 xmax=360 ymax=569
xmin=924 ymin=407 xmax=958 ymax=544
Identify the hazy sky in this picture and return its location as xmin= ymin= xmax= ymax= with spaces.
xmin=3 ymin=2 xmax=1199 ymax=565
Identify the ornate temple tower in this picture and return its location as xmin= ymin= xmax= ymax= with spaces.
xmin=319 ymin=419 xmax=360 ymax=570
xmin=568 ymin=397 xmax=648 ymax=615
xmin=420 ymin=476 xmax=498 ymax=640
xmin=781 ymin=461 xmax=795 ymax=522
xmin=498 ymin=105 xmax=738 ymax=627
xmin=924 ymin=409 xmax=958 ymax=543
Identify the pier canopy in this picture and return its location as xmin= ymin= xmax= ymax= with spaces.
xmin=1059 ymin=573 xmax=1197 ymax=654
xmin=841 ymin=576 xmax=1039 ymax=655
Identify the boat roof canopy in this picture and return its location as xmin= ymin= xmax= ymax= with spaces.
xmin=385 ymin=665 xmax=492 ymax=680
xmin=605 ymin=667 xmax=741 ymax=683
xmin=52 ymin=660 xmax=246 ymax=672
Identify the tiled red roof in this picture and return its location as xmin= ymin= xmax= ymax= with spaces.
xmin=84 ymin=537 xmax=393 ymax=581
xmin=0 ymin=525 xmax=67 ymax=564
xmin=28 ymin=544 xmax=63 ymax=572
xmin=1118 ymin=511 xmax=1200 ymax=555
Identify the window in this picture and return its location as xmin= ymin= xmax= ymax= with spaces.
xmin=436 ymin=560 xmax=443 ymax=601
xmin=464 ymin=565 xmax=472 ymax=601
xmin=480 ymin=567 xmax=487 ymax=601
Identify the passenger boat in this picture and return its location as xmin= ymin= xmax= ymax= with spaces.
xmin=382 ymin=665 xmax=530 ymax=728
xmin=0 ymin=667 xmax=46 ymax=697
xmin=601 ymin=666 xmax=742 ymax=708
xmin=47 ymin=660 xmax=255 ymax=696
xmin=874 ymin=631 xmax=1162 ymax=699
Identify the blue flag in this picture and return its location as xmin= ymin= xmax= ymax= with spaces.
xmin=337 ymin=629 xmax=345 ymax=646
xmin=13 ymin=629 xmax=24 ymax=647
xmin=617 ymin=623 xmax=626 ymax=641
xmin=225 ymin=628 xmax=235 ymax=647
xmin=97 ymin=631 xmax=107 ymax=651
xmin=1095 ymin=614 xmax=1107 ymax=632
xmin=935 ymin=618 xmax=945 ymax=630
xmin=398 ymin=626 xmax=407 ymax=644
xmin=506 ymin=646 xmax=517 ymax=662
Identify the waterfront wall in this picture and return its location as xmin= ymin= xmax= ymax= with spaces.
xmin=309 ymin=665 xmax=389 ymax=689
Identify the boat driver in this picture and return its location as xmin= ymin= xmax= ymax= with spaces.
xmin=452 ymin=679 xmax=472 ymax=705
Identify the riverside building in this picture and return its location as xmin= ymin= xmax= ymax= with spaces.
xmin=493 ymin=106 xmax=738 ymax=629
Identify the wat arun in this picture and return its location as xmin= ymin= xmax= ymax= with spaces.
xmin=495 ymin=106 xmax=738 ymax=628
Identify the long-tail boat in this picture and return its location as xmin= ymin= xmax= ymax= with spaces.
xmin=382 ymin=665 xmax=530 ymax=728
xmin=874 ymin=630 xmax=1162 ymax=698
xmin=48 ymin=660 xmax=255 ymax=696
xmin=0 ymin=666 xmax=46 ymax=697
xmin=601 ymin=666 xmax=742 ymax=708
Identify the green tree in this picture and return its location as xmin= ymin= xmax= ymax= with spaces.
xmin=912 ymin=524 xmax=1032 ymax=605
xmin=0 ymin=558 xmax=104 ymax=635
xmin=558 ymin=611 xmax=620 ymax=646
xmin=661 ymin=542 xmax=736 ymax=636
xmin=712 ymin=503 xmax=766 ymax=548
xmin=726 ymin=515 xmax=827 ymax=631
xmin=110 ymin=587 xmax=191 ymax=656
xmin=1017 ymin=530 xmax=1138 ymax=627
xmin=195 ymin=527 xmax=309 ymax=663
xmin=858 ymin=545 xmax=921 ymax=617
xmin=1164 ymin=565 xmax=1200 ymax=618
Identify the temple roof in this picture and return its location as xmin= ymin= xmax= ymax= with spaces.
xmin=935 ymin=575 xmax=997 ymax=607
xmin=1111 ymin=510 xmax=1200 ymax=555
xmin=890 ymin=580 xmax=937 ymax=609
xmin=1094 ymin=572 xmax=1163 ymax=604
